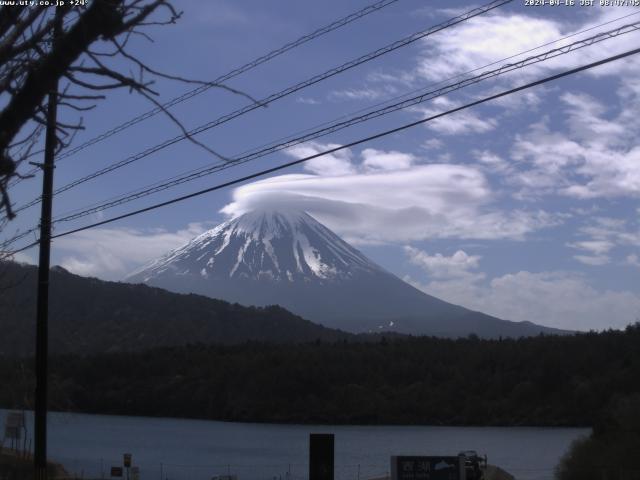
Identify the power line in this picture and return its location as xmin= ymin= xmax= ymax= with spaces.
xmin=47 ymin=21 xmax=640 ymax=224
xmin=239 ymin=8 xmax=640 ymax=158
xmin=46 ymin=48 xmax=640 ymax=236
xmin=5 ymin=45 xmax=639 ymax=257
xmin=16 ymin=7 xmax=639 ymax=198
xmin=7 ymin=0 xmax=403 ymax=189
xmin=3 ymin=19 xmax=637 ymax=249
xmin=9 ymin=0 xmax=513 ymax=215
xmin=15 ymin=5 xmax=640 ymax=226
xmin=0 ymin=226 xmax=39 ymax=250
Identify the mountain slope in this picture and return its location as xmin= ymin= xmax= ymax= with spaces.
xmin=127 ymin=210 xmax=566 ymax=338
xmin=0 ymin=261 xmax=353 ymax=356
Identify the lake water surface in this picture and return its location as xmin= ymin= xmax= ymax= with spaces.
xmin=0 ymin=410 xmax=587 ymax=480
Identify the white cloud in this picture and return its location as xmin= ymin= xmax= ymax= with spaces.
xmin=422 ymin=138 xmax=444 ymax=150
xmin=296 ymin=97 xmax=320 ymax=105
xmin=411 ymin=97 xmax=498 ymax=135
xmin=570 ymin=205 xmax=603 ymax=217
xmin=7 ymin=251 xmax=36 ymax=265
xmin=627 ymin=254 xmax=640 ymax=268
xmin=333 ymin=7 xmax=640 ymax=153
xmin=510 ymin=121 xmax=584 ymax=195
xmin=558 ymin=90 xmax=640 ymax=198
xmin=345 ymin=6 xmax=640 ymax=149
xmin=414 ymin=8 xmax=640 ymax=84
xmin=616 ymin=229 xmax=640 ymax=247
xmin=361 ymin=148 xmax=415 ymax=171
xmin=567 ymin=240 xmax=614 ymax=256
xmin=412 ymin=5 xmax=480 ymax=19
xmin=564 ymin=216 xmax=640 ymax=267
xmin=328 ymin=86 xmax=397 ymax=102
xmin=486 ymin=87 xmax=544 ymax=111
xmin=405 ymin=247 xmax=640 ymax=330
xmin=54 ymin=223 xmax=209 ymax=280
xmin=285 ymin=142 xmax=356 ymax=177
xmin=415 ymin=13 xmax=562 ymax=82
xmin=512 ymin=121 xmax=584 ymax=169
xmin=222 ymin=145 xmax=561 ymax=244
xmin=366 ymin=70 xmax=415 ymax=87
xmin=473 ymin=150 xmax=510 ymax=173
xmin=580 ymin=216 xmax=627 ymax=238
xmin=404 ymin=247 xmax=483 ymax=280
xmin=567 ymin=239 xmax=614 ymax=266
xmin=562 ymin=92 xmax=625 ymax=143
xmin=563 ymin=147 xmax=640 ymax=199
xmin=573 ymin=255 xmax=610 ymax=267
xmin=475 ymin=271 xmax=640 ymax=331
xmin=436 ymin=152 xmax=453 ymax=163
xmin=562 ymin=217 xmax=640 ymax=266
xmin=510 ymin=89 xmax=640 ymax=199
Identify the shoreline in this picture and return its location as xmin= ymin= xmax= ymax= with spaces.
xmin=1 ymin=407 xmax=593 ymax=429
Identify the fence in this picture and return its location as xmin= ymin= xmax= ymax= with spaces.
xmin=15 ymin=460 xmax=389 ymax=480
xmin=41 ymin=461 xmax=640 ymax=480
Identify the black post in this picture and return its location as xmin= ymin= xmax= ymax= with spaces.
xmin=309 ymin=434 xmax=334 ymax=480
xmin=34 ymin=10 xmax=62 ymax=480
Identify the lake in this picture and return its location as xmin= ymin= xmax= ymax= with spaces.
xmin=0 ymin=410 xmax=588 ymax=480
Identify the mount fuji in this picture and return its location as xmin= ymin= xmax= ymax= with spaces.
xmin=126 ymin=210 xmax=564 ymax=338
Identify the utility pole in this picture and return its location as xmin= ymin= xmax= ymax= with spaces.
xmin=34 ymin=9 xmax=62 ymax=480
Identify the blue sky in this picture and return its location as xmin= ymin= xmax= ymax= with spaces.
xmin=4 ymin=0 xmax=640 ymax=331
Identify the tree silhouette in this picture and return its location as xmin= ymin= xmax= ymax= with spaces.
xmin=0 ymin=0 xmax=249 ymax=227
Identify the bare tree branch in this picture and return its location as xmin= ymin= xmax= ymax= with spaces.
xmin=0 ymin=0 xmax=261 ymax=227
xmin=139 ymin=90 xmax=231 ymax=162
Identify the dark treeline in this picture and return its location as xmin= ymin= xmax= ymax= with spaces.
xmin=556 ymin=394 xmax=640 ymax=480
xmin=1 ymin=325 xmax=639 ymax=426
xmin=0 ymin=261 xmax=353 ymax=356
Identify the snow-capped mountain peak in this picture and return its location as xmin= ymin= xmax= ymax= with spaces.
xmin=126 ymin=208 xmax=562 ymax=338
xmin=127 ymin=209 xmax=381 ymax=284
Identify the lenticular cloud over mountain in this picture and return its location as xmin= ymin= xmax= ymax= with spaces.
xmin=126 ymin=209 xmax=564 ymax=338
xmin=218 ymin=163 xmax=559 ymax=245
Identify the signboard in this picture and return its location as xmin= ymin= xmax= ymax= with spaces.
xmin=111 ymin=467 xmax=124 ymax=477
xmin=123 ymin=453 xmax=132 ymax=468
xmin=4 ymin=412 xmax=25 ymax=439
xmin=4 ymin=426 xmax=20 ymax=439
xmin=391 ymin=456 xmax=463 ymax=480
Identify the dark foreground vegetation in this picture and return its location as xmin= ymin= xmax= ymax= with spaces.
xmin=0 ymin=451 xmax=67 ymax=480
xmin=556 ymin=394 xmax=640 ymax=480
xmin=1 ymin=325 xmax=639 ymax=426
xmin=0 ymin=261 xmax=352 ymax=356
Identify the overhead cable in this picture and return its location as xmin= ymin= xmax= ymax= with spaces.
xmin=10 ymin=0 xmax=513 ymax=213
xmin=5 ymin=44 xmax=638 ymax=258
xmin=49 ymin=21 xmax=640 ymax=224
xmin=7 ymin=0 xmax=403 ymax=188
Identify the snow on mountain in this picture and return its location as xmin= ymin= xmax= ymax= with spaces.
xmin=128 ymin=209 xmax=382 ymax=284
xmin=126 ymin=209 xmax=566 ymax=338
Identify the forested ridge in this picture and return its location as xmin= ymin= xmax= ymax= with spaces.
xmin=0 ymin=261 xmax=353 ymax=355
xmin=2 ymin=325 xmax=639 ymax=426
